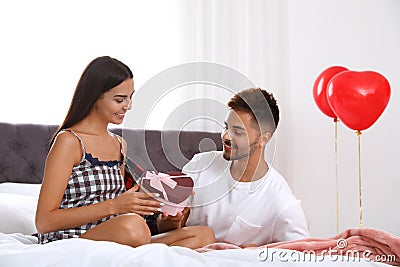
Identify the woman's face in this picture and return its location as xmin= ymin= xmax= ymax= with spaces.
xmin=94 ymin=78 xmax=134 ymax=125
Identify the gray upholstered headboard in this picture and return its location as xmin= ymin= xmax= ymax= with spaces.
xmin=0 ymin=122 xmax=222 ymax=184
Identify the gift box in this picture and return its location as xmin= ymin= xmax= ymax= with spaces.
xmin=140 ymin=171 xmax=194 ymax=216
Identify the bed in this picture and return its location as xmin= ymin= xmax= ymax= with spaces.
xmin=0 ymin=122 xmax=397 ymax=266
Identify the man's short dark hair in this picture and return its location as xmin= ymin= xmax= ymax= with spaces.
xmin=227 ymin=87 xmax=279 ymax=134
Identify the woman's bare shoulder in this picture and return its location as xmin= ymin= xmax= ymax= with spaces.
xmin=49 ymin=130 xmax=82 ymax=162
xmin=53 ymin=130 xmax=81 ymax=147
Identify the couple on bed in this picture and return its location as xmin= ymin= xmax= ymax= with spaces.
xmin=35 ymin=56 xmax=309 ymax=249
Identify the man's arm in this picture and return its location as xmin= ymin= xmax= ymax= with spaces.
xmin=156 ymin=152 xmax=202 ymax=234
xmin=156 ymin=152 xmax=202 ymax=233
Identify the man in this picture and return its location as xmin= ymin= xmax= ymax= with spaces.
xmin=159 ymin=87 xmax=309 ymax=246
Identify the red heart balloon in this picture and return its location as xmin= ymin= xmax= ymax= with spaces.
xmin=313 ymin=66 xmax=349 ymax=120
xmin=327 ymin=71 xmax=391 ymax=132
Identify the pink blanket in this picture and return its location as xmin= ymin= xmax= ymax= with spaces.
xmin=196 ymin=228 xmax=400 ymax=266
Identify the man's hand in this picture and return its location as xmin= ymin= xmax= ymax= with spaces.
xmin=157 ymin=207 xmax=190 ymax=233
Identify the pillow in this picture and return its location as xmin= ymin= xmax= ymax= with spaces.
xmin=0 ymin=193 xmax=38 ymax=235
xmin=0 ymin=182 xmax=41 ymax=197
xmin=0 ymin=183 xmax=41 ymax=235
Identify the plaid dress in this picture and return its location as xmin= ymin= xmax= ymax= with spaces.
xmin=38 ymin=129 xmax=125 ymax=244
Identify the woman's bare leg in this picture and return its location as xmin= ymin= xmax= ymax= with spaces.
xmin=151 ymin=226 xmax=215 ymax=249
xmin=81 ymin=213 xmax=151 ymax=247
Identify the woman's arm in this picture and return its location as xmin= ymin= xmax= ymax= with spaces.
xmin=35 ymin=132 xmax=116 ymax=233
xmin=35 ymin=132 xmax=162 ymax=234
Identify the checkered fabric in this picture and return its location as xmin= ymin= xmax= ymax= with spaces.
xmin=38 ymin=130 xmax=125 ymax=244
xmin=124 ymin=157 xmax=145 ymax=190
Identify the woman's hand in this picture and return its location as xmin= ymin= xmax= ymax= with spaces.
xmin=111 ymin=185 xmax=163 ymax=216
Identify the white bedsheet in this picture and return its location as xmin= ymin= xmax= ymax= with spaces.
xmin=0 ymin=233 xmax=389 ymax=267
xmin=0 ymin=183 xmax=391 ymax=266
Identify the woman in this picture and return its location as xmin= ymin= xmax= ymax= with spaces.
xmin=35 ymin=56 xmax=215 ymax=248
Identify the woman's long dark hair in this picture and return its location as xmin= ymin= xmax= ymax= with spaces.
xmin=49 ymin=56 xmax=133 ymax=150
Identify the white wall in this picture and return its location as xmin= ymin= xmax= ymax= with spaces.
xmin=0 ymin=0 xmax=182 ymax=124
xmin=287 ymin=0 xmax=400 ymax=237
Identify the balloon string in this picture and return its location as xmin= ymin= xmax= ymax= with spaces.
xmin=334 ymin=120 xmax=339 ymax=234
xmin=357 ymin=130 xmax=363 ymax=228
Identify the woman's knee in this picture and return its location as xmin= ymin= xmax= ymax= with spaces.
xmin=117 ymin=214 xmax=151 ymax=246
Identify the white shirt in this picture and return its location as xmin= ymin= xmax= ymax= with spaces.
xmin=183 ymin=151 xmax=310 ymax=246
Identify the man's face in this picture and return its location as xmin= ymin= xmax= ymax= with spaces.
xmin=221 ymin=109 xmax=261 ymax=161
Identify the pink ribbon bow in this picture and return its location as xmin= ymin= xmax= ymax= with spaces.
xmin=144 ymin=171 xmax=177 ymax=201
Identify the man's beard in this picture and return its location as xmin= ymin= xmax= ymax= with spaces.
xmin=222 ymin=140 xmax=259 ymax=161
